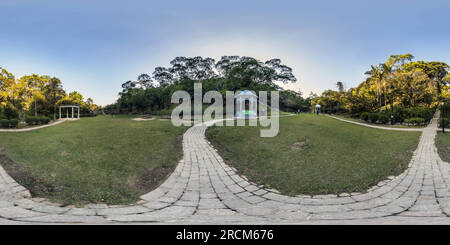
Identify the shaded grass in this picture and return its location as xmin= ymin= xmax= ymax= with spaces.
xmin=206 ymin=114 xmax=421 ymax=196
xmin=0 ymin=115 xmax=186 ymax=206
xmin=436 ymin=132 xmax=450 ymax=162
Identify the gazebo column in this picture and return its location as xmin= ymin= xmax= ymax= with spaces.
xmin=66 ymin=108 xmax=69 ymax=119
xmin=250 ymin=98 xmax=254 ymax=117
xmin=78 ymin=107 xmax=80 ymax=119
xmin=240 ymin=99 xmax=243 ymax=118
xmin=59 ymin=107 xmax=61 ymax=119
xmin=234 ymin=98 xmax=239 ymax=117
xmin=72 ymin=107 xmax=74 ymax=119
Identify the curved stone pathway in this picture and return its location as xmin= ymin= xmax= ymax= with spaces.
xmin=328 ymin=115 xmax=423 ymax=131
xmin=0 ymin=119 xmax=70 ymax=132
xmin=1 ymin=113 xmax=449 ymax=224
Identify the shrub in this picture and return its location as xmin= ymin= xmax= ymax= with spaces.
xmin=3 ymin=104 xmax=19 ymax=119
xmin=368 ymin=113 xmax=378 ymax=123
xmin=0 ymin=119 xmax=9 ymax=128
xmin=9 ymin=119 xmax=19 ymax=128
xmin=38 ymin=116 xmax=50 ymax=124
xmin=25 ymin=116 xmax=36 ymax=125
xmin=392 ymin=106 xmax=434 ymax=123
xmin=405 ymin=117 xmax=425 ymax=126
xmin=378 ymin=113 xmax=390 ymax=124
xmin=407 ymin=107 xmax=434 ymax=122
xmin=360 ymin=112 xmax=370 ymax=121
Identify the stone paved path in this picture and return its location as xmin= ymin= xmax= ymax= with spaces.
xmin=328 ymin=115 xmax=423 ymax=131
xmin=1 ymin=112 xmax=449 ymax=224
xmin=0 ymin=119 xmax=70 ymax=132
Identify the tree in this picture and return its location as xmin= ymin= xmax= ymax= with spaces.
xmin=44 ymin=77 xmax=65 ymax=120
xmin=21 ymin=74 xmax=47 ymax=116
xmin=137 ymin=73 xmax=153 ymax=89
xmin=364 ymin=65 xmax=382 ymax=109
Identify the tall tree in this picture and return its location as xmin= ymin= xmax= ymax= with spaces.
xmin=44 ymin=77 xmax=65 ymax=120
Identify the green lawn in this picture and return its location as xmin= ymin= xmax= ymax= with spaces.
xmin=0 ymin=115 xmax=186 ymax=206
xmin=436 ymin=132 xmax=450 ymax=162
xmin=206 ymin=114 xmax=421 ymax=196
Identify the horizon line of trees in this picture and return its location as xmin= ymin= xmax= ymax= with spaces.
xmin=311 ymin=54 xmax=450 ymax=121
xmin=104 ymin=56 xmax=311 ymax=114
xmin=0 ymin=67 xmax=100 ymax=120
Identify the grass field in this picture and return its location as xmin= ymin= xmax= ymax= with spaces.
xmin=206 ymin=114 xmax=421 ymax=196
xmin=436 ymin=132 xmax=450 ymax=162
xmin=0 ymin=115 xmax=186 ymax=206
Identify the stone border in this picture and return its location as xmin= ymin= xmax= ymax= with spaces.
xmin=328 ymin=115 xmax=423 ymax=132
xmin=0 ymin=113 xmax=449 ymax=224
xmin=0 ymin=119 xmax=71 ymax=132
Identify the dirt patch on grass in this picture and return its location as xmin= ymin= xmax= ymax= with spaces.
xmin=132 ymin=118 xmax=155 ymax=121
xmin=60 ymin=151 xmax=70 ymax=157
xmin=0 ymin=149 xmax=62 ymax=196
xmin=132 ymin=166 xmax=174 ymax=192
xmin=291 ymin=141 xmax=307 ymax=150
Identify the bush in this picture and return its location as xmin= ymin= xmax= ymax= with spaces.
xmin=378 ymin=114 xmax=390 ymax=124
xmin=3 ymin=104 xmax=19 ymax=119
xmin=9 ymin=119 xmax=19 ymax=128
xmin=405 ymin=117 xmax=425 ymax=126
xmin=392 ymin=106 xmax=434 ymax=123
xmin=0 ymin=119 xmax=9 ymax=128
xmin=368 ymin=113 xmax=379 ymax=123
xmin=38 ymin=116 xmax=50 ymax=124
xmin=25 ymin=116 xmax=37 ymax=125
xmin=360 ymin=112 xmax=370 ymax=121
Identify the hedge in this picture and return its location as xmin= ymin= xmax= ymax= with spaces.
xmin=378 ymin=114 xmax=390 ymax=124
xmin=360 ymin=112 xmax=370 ymax=121
xmin=404 ymin=117 xmax=425 ymax=126
xmin=0 ymin=119 xmax=9 ymax=128
xmin=0 ymin=119 xmax=19 ymax=128
xmin=368 ymin=113 xmax=378 ymax=123
xmin=25 ymin=116 xmax=50 ymax=125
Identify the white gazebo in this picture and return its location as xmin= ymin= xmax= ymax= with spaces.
xmin=234 ymin=90 xmax=258 ymax=119
xmin=314 ymin=104 xmax=321 ymax=114
xmin=59 ymin=105 xmax=80 ymax=120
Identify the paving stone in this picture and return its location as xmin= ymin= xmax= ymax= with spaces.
xmin=0 ymin=207 xmax=45 ymax=219
xmin=198 ymin=198 xmax=226 ymax=209
xmin=143 ymin=201 xmax=171 ymax=210
xmin=96 ymin=206 xmax=150 ymax=216
xmin=31 ymin=205 xmax=70 ymax=214
xmin=65 ymin=208 xmax=97 ymax=216
xmin=196 ymin=209 xmax=236 ymax=216
xmin=15 ymin=214 xmax=108 ymax=223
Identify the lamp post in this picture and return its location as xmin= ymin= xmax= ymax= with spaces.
xmin=390 ymin=83 xmax=395 ymax=125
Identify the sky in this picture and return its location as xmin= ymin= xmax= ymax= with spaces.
xmin=1 ymin=0 xmax=450 ymax=105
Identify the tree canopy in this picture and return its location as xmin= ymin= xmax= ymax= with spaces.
xmin=313 ymin=54 xmax=449 ymax=115
xmin=108 ymin=56 xmax=305 ymax=114
xmin=0 ymin=67 xmax=99 ymax=120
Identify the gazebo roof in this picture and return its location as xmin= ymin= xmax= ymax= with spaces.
xmin=234 ymin=90 xmax=257 ymax=98
xmin=59 ymin=105 xmax=80 ymax=108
